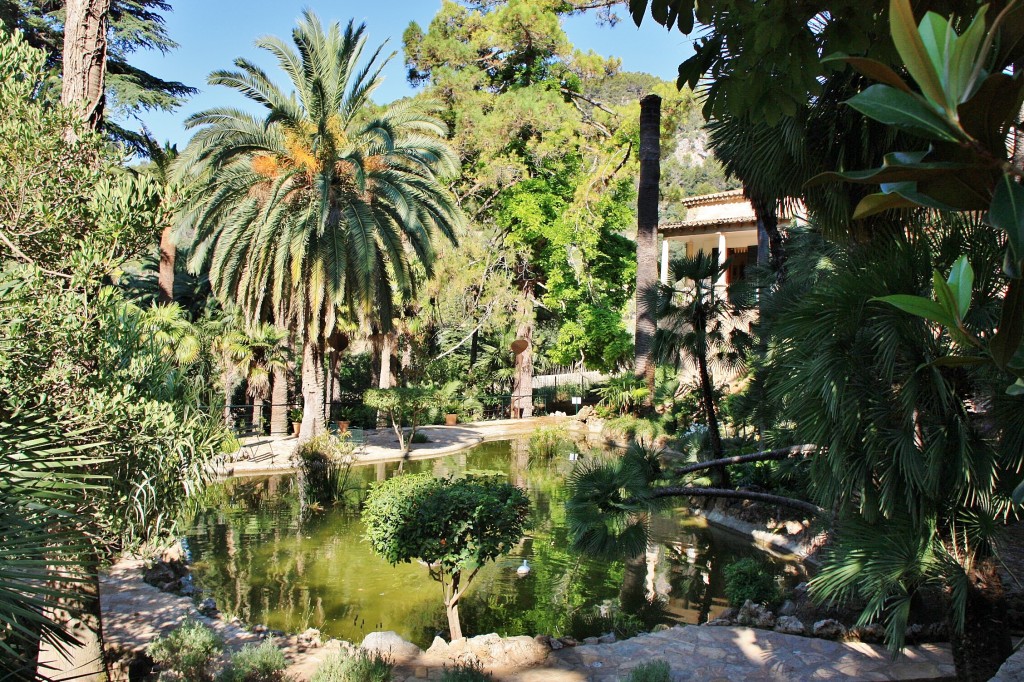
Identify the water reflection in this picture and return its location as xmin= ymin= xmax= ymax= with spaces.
xmin=183 ymin=439 xmax=785 ymax=648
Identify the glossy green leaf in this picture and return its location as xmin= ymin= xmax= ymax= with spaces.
xmin=927 ymin=355 xmax=987 ymax=368
xmin=932 ymin=270 xmax=959 ymax=322
xmin=946 ymin=256 xmax=973 ymax=319
xmin=988 ymin=174 xmax=1024 ymax=261
xmin=823 ymin=54 xmax=912 ymax=92
xmin=847 ymin=192 xmax=918 ymax=218
xmin=846 ymin=85 xmax=959 ymax=141
xmin=1007 ymin=378 xmax=1024 ymax=397
xmin=1013 ymin=477 xmax=1024 ymax=505
xmin=958 ymin=74 xmax=1024 ymax=153
xmin=889 ymin=0 xmax=948 ymax=109
xmin=873 ymin=294 xmax=957 ymax=327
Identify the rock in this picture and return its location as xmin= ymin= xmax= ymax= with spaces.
xmin=652 ymin=624 xmax=671 ymax=633
xmin=197 ymin=598 xmax=217 ymax=616
xmin=924 ymin=622 xmax=947 ymax=640
xmin=587 ymin=418 xmax=605 ymax=434
xmin=558 ymin=637 xmax=578 ymax=647
xmin=774 ymin=616 xmax=806 ymax=635
xmin=737 ymin=600 xmax=776 ymax=629
xmin=597 ymin=633 xmax=616 ymax=644
xmin=426 ymin=636 xmax=449 ymax=655
xmin=793 ymin=582 xmax=809 ymax=597
xmin=360 ymin=631 xmax=422 ymax=661
xmin=583 ymin=636 xmax=600 ymax=645
xmin=705 ymin=617 xmax=734 ymax=626
xmin=812 ymin=619 xmax=847 ymax=640
xmin=298 ymin=628 xmax=321 ymax=648
xmin=778 ymin=600 xmax=797 ymax=616
xmin=850 ymin=623 xmax=886 ymax=644
xmin=575 ymin=405 xmax=594 ymax=421
xmin=252 ymin=624 xmax=268 ymax=635
xmin=548 ymin=637 xmax=564 ymax=650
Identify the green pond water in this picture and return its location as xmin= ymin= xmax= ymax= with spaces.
xmin=184 ymin=438 xmax=788 ymax=648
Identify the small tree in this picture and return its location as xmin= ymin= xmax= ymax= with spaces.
xmin=363 ymin=474 xmax=530 ymax=640
xmin=363 ymin=387 xmax=436 ymax=455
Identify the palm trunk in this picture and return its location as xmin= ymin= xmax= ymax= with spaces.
xmin=752 ymin=197 xmax=785 ymax=285
xmin=634 ymin=94 xmax=661 ymax=404
xmin=512 ymin=285 xmax=534 ymax=419
xmin=379 ymin=333 xmax=395 ymax=389
xmin=222 ymin=367 xmax=235 ymax=429
xmin=270 ymin=365 xmax=289 ymax=435
xmin=696 ymin=350 xmax=729 ymax=488
xmin=948 ymin=559 xmax=1012 ymax=681
xmin=252 ymin=397 xmax=263 ymax=434
xmin=61 ymin=0 xmax=111 ymax=134
xmin=299 ymin=330 xmax=325 ymax=443
xmin=157 ymin=222 xmax=175 ymax=304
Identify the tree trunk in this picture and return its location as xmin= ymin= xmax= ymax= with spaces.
xmin=948 ymin=559 xmax=1012 ymax=681
xmin=379 ymin=333 xmax=395 ymax=389
xmin=222 ymin=367 xmax=235 ymax=429
xmin=61 ymin=0 xmax=111 ymax=134
xmin=157 ymin=222 xmax=175 ymax=304
xmin=469 ymin=329 xmax=479 ymax=368
xmin=445 ymin=572 xmax=464 ymax=641
xmin=252 ymin=396 xmax=263 ymax=434
xmin=512 ymin=286 xmax=534 ymax=419
xmin=634 ymin=94 xmax=661 ymax=403
xmin=696 ymin=349 xmax=729 ymax=488
xmin=299 ymin=331 xmax=325 ymax=443
xmin=270 ymin=365 xmax=289 ymax=435
xmin=37 ymin=562 xmax=106 ymax=681
xmin=752 ymin=197 xmax=785 ymax=285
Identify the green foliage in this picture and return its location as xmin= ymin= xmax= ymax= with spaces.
xmin=147 ymin=620 xmax=224 ymax=681
xmin=310 ymin=651 xmax=393 ymax=682
xmin=364 ymin=387 xmax=437 ymax=453
xmin=527 ymin=426 xmax=569 ymax=459
xmin=217 ymin=640 xmax=288 ymax=682
xmin=627 ymin=660 xmax=672 ymax=682
xmin=439 ymin=662 xmax=492 ymax=682
xmin=364 ymin=474 xmax=530 ymax=574
xmin=723 ymin=558 xmax=781 ymax=608
xmin=603 ymin=415 xmax=664 ymax=443
xmin=294 ymin=433 xmax=358 ymax=508
xmin=595 ymin=374 xmax=650 ymax=415
xmin=411 ymin=432 xmax=431 ymax=444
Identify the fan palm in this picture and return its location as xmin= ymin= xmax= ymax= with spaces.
xmin=651 ymin=252 xmax=748 ymax=485
xmin=225 ymin=323 xmax=290 ymax=433
xmin=177 ymin=12 xmax=463 ymax=440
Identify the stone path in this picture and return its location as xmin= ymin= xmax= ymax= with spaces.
xmin=217 ymin=416 xmax=569 ymax=477
xmin=101 ymin=558 xmax=954 ymax=682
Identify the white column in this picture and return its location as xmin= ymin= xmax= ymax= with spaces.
xmin=716 ymin=232 xmax=728 ymax=287
xmin=660 ymin=237 xmax=670 ymax=284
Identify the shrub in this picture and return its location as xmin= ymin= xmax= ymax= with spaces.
xmin=147 ymin=620 xmax=223 ymax=681
xmin=595 ymin=375 xmax=649 ymax=415
xmin=439 ymin=661 xmax=492 ymax=681
xmin=627 ymin=660 xmax=671 ymax=682
xmin=293 ymin=433 xmax=357 ymax=507
xmin=723 ymin=558 xmax=781 ymax=608
xmin=527 ymin=426 xmax=568 ymax=459
xmin=411 ymin=431 xmax=430 ymax=444
xmin=604 ymin=415 xmax=663 ymax=443
xmin=310 ymin=651 xmax=392 ymax=682
xmin=217 ymin=640 xmax=288 ymax=682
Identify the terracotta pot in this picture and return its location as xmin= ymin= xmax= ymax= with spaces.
xmin=336 ymin=420 xmax=350 ymax=433
xmin=292 ymin=423 xmax=301 ymax=437
xmin=445 ymin=413 xmax=458 ymax=426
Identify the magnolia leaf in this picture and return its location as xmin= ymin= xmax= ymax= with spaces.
xmin=873 ymin=294 xmax=957 ymax=327
xmin=876 ymin=181 xmax=966 ymax=211
xmin=890 ymin=0 xmax=948 ymax=109
xmin=932 ymin=270 xmax=960 ymax=323
xmin=946 ymin=255 xmax=973 ymax=319
xmin=810 ymin=152 xmax=977 ymax=185
xmin=1014 ymin=477 xmax=1024 ymax=505
xmin=988 ymin=175 xmax=1024 ymax=262
xmin=846 ymin=85 xmax=959 ymax=141
xmin=927 ymin=355 xmax=987 ymax=369
xmin=992 ymin=278 xmax=1024 ymax=370
xmin=1008 ymin=378 xmax=1024 ymax=397
xmin=959 ymin=73 xmax=1024 ymax=153
xmin=823 ymin=54 xmax=912 ymax=92
xmin=849 ymin=192 xmax=918 ymax=218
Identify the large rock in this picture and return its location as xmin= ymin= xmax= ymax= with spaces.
xmin=812 ymin=619 xmax=848 ymax=640
xmin=774 ymin=616 xmax=806 ymax=635
xmin=737 ymin=600 xmax=776 ymax=629
xmin=360 ymin=631 xmax=422 ymax=661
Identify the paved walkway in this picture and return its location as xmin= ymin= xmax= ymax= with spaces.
xmin=216 ymin=416 xmax=569 ymax=477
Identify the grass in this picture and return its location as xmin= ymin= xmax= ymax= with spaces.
xmin=310 ymin=651 xmax=392 ymax=682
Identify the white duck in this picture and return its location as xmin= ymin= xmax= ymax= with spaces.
xmin=516 ymin=559 xmax=531 ymax=576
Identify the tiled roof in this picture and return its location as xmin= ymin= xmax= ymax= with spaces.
xmin=659 ymin=216 xmax=757 ymax=233
xmin=680 ymin=188 xmax=746 ymax=207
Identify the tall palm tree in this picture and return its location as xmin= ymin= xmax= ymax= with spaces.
xmin=140 ymin=135 xmax=181 ymax=304
xmin=634 ymin=94 xmax=660 ymax=403
xmin=177 ymin=12 xmax=463 ymax=441
xmin=226 ymin=323 xmax=290 ymax=433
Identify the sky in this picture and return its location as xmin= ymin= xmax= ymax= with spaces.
xmin=128 ymin=1 xmax=696 ymax=147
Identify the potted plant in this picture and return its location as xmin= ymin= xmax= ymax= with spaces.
xmin=335 ymin=407 xmax=350 ymax=434
xmin=289 ymin=408 xmax=303 ymax=437
xmin=436 ymin=380 xmax=462 ymax=427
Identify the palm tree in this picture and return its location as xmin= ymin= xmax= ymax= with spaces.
xmin=634 ymin=94 xmax=660 ymax=402
xmin=177 ymin=12 xmax=462 ymax=441
xmin=652 ymin=252 xmax=748 ymax=487
xmin=140 ymin=135 xmax=181 ymax=304
xmin=226 ymin=323 xmax=290 ymax=433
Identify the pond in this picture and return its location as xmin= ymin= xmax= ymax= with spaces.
xmin=183 ymin=438 xmax=792 ymax=649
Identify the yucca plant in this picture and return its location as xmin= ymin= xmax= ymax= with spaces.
xmin=177 ymin=11 xmax=463 ymax=441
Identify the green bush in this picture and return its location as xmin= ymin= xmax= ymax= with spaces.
xmin=310 ymin=651 xmax=392 ymax=682
xmin=294 ymin=433 xmax=357 ymax=507
xmin=411 ymin=431 xmax=430 ymax=444
xmin=627 ymin=660 xmax=671 ymax=682
xmin=528 ymin=426 xmax=568 ymax=458
xmin=147 ymin=620 xmax=223 ymax=681
xmin=439 ymin=661 xmax=492 ymax=681
xmin=723 ymin=558 xmax=781 ymax=608
xmin=217 ymin=640 xmax=288 ymax=682
xmin=604 ymin=415 xmax=663 ymax=443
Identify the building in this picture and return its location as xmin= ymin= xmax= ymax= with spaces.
xmin=657 ymin=189 xmax=802 ymax=286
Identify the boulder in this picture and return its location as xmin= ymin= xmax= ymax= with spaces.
xmin=360 ymin=631 xmax=422 ymax=661
xmin=774 ymin=616 xmax=806 ymax=635
xmin=777 ymin=600 xmax=797 ymax=616
xmin=197 ymin=598 xmax=217 ymax=616
xmin=583 ymin=636 xmax=600 ymax=645
xmin=597 ymin=633 xmax=616 ymax=644
xmin=812 ymin=619 xmax=847 ymax=640
xmin=548 ymin=637 xmax=564 ymax=650
xmin=850 ymin=623 xmax=885 ymax=644
xmin=426 ymin=636 xmax=449 ymax=656
xmin=297 ymin=628 xmax=322 ymax=648
xmin=737 ymin=600 xmax=776 ymax=629
xmin=575 ymin=405 xmax=594 ymax=421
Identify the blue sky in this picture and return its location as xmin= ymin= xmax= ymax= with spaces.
xmin=128 ymin=1 xmax=695 ymax=147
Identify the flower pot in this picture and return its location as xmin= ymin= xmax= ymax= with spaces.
xmin=445 ymin=413 xmax=458 ymax=426
xmin=336 ymin=420 xmax=350 ymax=433
xmin=292 ymin=423 xmax=301 ymax=437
